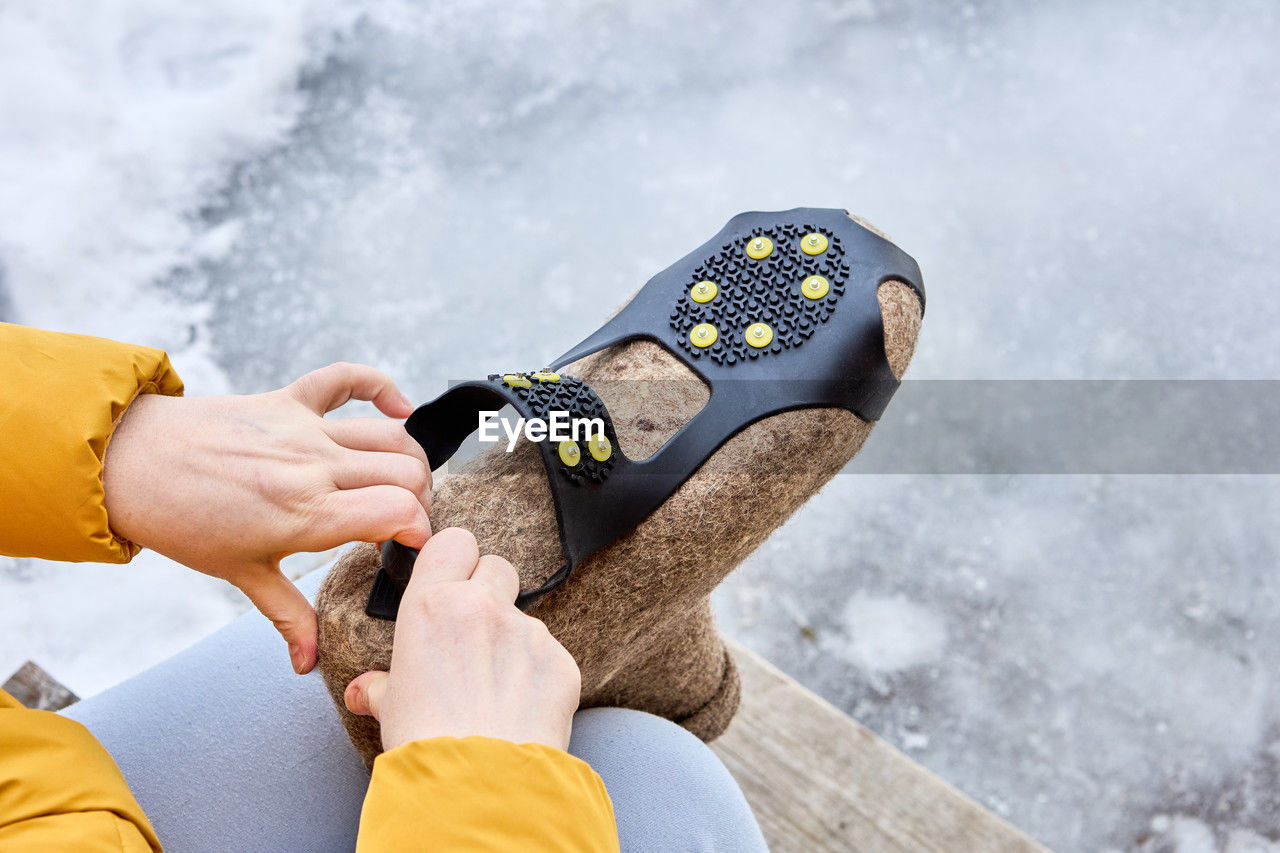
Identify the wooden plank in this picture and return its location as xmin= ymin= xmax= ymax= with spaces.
xmin=712 ymin=640 xmax=1051 ymax=853
xmin=2 ymin=660 xmax=79 ymax=711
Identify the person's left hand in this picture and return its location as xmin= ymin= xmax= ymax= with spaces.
xmin=103 ymin=362 xmax=434 ymax=674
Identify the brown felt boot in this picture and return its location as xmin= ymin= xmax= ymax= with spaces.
xmin=316 ymin=213 xmax=922 ymax=768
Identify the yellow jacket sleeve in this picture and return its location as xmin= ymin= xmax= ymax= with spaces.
xmin=0 ymin=690 xmax=160 ymax=851
xmin=0 ymin=325 xmax=177 ymax=849
xmin=358 ymin=737 xmax=619 ymax=852
xmin=0 ymin=322 xmax=184 ymax=563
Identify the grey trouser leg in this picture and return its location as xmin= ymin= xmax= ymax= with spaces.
xmin=568 ymin=708 xmax=767 ymax=853
xmin=63 ymin=570 xmax=767 ymax=852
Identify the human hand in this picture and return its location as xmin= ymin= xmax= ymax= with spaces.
xmin=343 ymin=527 xmax=581 ymax=753
xmin=103 ymin=362 xmax=433 ymax=674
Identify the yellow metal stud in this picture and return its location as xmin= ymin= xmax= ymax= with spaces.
xmin=588 ymin=434 xmax=612 ymax=462
xmin=745 ymin=322 xmax=774 ymax=348
xmin=558 ymin=440 xmax=582 ymax=467
xmin=531 ymin=371 xmax=561 ymax=382
xmin=801 ymin=232 xmax=829 ymax=255
xmin=690 ymin=323 xmax=719 ymax=348
xmin=745 ymin=236 xmax=774 ymax=260
xmin=690 ymin=280 xmax=718 ymax=303
xmin=503 ymin=373 xmax=533 ymax=389
xmin=801 ymin=275 xmax=830 ymax=300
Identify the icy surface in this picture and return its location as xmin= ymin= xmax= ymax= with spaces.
xmin=0 ymin=0 xmax=366 ymax=693
xmin=3 ymin=1 xmax=1279 ymax=850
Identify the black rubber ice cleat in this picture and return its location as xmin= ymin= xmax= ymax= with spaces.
xmin=366 ymin=208 xmax=924 ymax=620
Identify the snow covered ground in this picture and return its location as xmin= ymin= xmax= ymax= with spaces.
xmin=2 ymin=1 xmax=1278 ymax=850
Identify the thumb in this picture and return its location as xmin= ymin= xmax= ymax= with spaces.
xmin=236 ymin=569 xmax=319 ymax=675
xmin=345 ymin=671 xmax=389 ymax=720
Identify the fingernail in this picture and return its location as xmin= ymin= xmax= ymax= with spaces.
xmin=398 ymin=393 xmax=413 ymax=411
xmin=289 ymin=643 xmax=303 ymax=674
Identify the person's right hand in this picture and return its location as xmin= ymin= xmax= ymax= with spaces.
xmin=102 ymin=362 xmax=433 ymax=676
xmin=343 ymin=527 xmax=582 ymax=752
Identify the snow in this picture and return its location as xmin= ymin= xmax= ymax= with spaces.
xmin=1145 ymin=815 xmax=1280 ymax=853
xmin=0 ymin=0 xmax=359 ymax=690
xmin=3 ymin=1 xmax=1280 ymax=850
xmin=822 ymin=593 xmax=948 ymax=673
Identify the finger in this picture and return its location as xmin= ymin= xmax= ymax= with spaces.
xmin=344 ymin=671 xmax=389 ymax=720
xmin=236 ymin=570 xmax=319 ymax=674
xmin=330 ymin=448 xmax=432 ymax=511
xmin=406 ymin=527 xmax=480 ymax=592
xmin=470 ymin=554 xmax=520 ymax=604
xmin=323 ymin=417 xmax=432 ymax=475
xmin=285 ymin=362 xmax=413 ymax=418
xmin=313 ymin=485 xmax=432 ymax=550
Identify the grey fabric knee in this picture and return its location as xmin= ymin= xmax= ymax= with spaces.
xmin=569 ymin=708 xmax=767 ymax=853
xmin=62 ymin=568 xmax=766 ymax=852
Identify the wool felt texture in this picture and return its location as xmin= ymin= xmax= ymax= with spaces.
xmin=316 ymin=215 xmax=923 ymax=768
